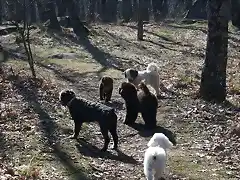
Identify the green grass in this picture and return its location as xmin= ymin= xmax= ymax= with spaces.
xmin=169 ymin=150 xmax=230 ymax=180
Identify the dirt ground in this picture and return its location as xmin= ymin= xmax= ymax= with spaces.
xmin=0 ymin=21 xmax=240 ymax=180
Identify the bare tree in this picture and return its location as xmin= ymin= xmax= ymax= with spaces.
xmin=137 ymin=0 xmax=143 ymax=40
xmin=11 ymin=0 xmax=36 ymax=78
xmin=0 ymin=0 xmax=2 ymax=24
xmin=200 ymin=0 xmax=230 ymax=102
xmin=45 ymin=1 xmax=61 ymax=30
xmin=65 ymin=0 xmax=89 ymax=35
xmin=232 ymin=0 xmax=240 ymax=29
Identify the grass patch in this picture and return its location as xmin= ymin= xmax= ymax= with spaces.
xmin=157 ymin=29 xmax=176 ymax=41
xmin=169 ymin=150 xmax=229 ymax=180
xmin=42 ymin=58 xmax=103 ymax=74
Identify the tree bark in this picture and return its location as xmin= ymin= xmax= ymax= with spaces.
xmin=122 ymin=0 xmax=132 ymax=22
xmin=231 ymin=0 xmax=240 ymax=29
xmin=186 ymin=0 xmax=207 ymax=19
xmin=30 ymin=0 xmax=37 ymax=23
xmin=36 ymin=0 xmax=48 ymax=22
xmin=15 ymin=0 xmax=24 ymax=22
xmin=200 ymin=0 xmax=229 ymax=103
xmin=65 ymin=0 xmax=89 ymax=35
xmin=132 ymin=0 xmax=138 ymax=21
xmin=137 ymin=0 xmax=143 ymax=40
xmin=88 ymin=0 xmax=97 ymax=22
xmin=56 ymin=0 xmax=67 ymax=17
xmin=0 ymin=0 xmax=2 ymax=24
xmin=46 ymin=1 xmax=61 ymax=30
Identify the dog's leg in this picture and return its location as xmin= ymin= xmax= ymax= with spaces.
xmin=154 ymin=170 xmax=163 ymax=180
xmin=124 ymin=106 xmax=138 ymax=125
xmin=124 ymin=110 xmax=138 ymax=125
xmin=99 ymin=125 xmax=110 ymax=151
xmin=70 ymin=121 xmax=82 ymax=139
xmin=109 ymin=121 xmax=118 ymax=150
xmin=144 ymin=168 xmax=153 ymax=180
xmin=141 ymin=111 xmax=156 ymax=130
xmin=105 ymin=88 xmax=113 ymax=103
xmin=99 ymin=83 xmax=104 ymax=100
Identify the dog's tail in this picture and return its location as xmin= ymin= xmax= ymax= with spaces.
xmin=146 ymin=62 xmax=159 ymax=73
xmin=139 ymin=82 xmax=151 ymax=95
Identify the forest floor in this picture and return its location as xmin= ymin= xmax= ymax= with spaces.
xmin=0 ymin=20 xmax=240 ymax=180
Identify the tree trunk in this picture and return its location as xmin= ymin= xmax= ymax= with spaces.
xmin=132 ymin=0 xmax=138 ymax=21
xmin=200 ymin=0 xmax=229 ymax=103
xmin=122 ymin=0 xmax=132 ymax=22
xmin=100 ymin=0 xmax=106 ymax=21
xmin=36 ymin=0 xmax=48 ymax=22
xmin=15 ymin=0 xmax=24 ymax=22
xmin=0 ymin=0 xmax=2 ymax=24
xmin=137 ymin=0 xmax=143 ymax=40
xmin=88 ymin=0 xmax=97 ymax=22
xmin=56 ymin=0 xmax=67 ymax=17
xmin=66 ymin=0 xmax=89 ymax=36
xmin=46 ymin=1 xmax=61 ymax=30
xmin=107 ymin=0 xmax=118 ymax=22
xmin=30 ymin=1 xmax=37 ymax=23
xmin=186 ymin=0 xmax=207 ymax=19
xmin=231 ymin=0 xmax=240 ymax=29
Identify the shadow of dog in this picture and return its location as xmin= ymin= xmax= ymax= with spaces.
xmin=75 ymin=138 xmax=139 ymax=165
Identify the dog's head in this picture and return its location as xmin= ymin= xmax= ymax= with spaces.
xmin=124 ymin=68 xmax=138 ymax=82
xmin=147 ymin=133 xmax=173 ymax=150
xmin=119 ymin=82 xmax=137 ymax=100
xmin=59 ymin=89 xmax=76 ymax=106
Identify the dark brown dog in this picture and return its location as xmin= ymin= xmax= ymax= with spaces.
xmin=119 ymin=82 xmax=158 ymax=129
xmin=138 ymin=82 xmax=158 ymax=129
xmin=119 ymin=82 xmax=139 ymax=125
xmin=99 ymin=76 xmax=113 ymax=103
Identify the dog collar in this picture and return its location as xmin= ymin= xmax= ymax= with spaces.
xmin=67 ymin=97 xmax=75 ymax=107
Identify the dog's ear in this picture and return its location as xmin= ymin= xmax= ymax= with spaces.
xmin=129 ymin=69 xmax=138 ymax=79
xmin=164 ymin=137 xmax=173 ymax=149
xmin=147 ymin=136 xmax=156 ymax=147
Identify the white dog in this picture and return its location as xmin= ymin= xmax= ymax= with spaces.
xmin=144 ymin=133 xmax=173 ymax=180
xmin=124 ymin=63 xmax=161 ymax=96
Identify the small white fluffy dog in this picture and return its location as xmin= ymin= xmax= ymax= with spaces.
xmin=144 ymin=133 xmax=173 ymax=180
xmin=124 ymin=63 xmax=161 ymax=96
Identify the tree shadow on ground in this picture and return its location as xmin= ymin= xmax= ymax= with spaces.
xmin=47 ymin=30 xmax=125 ymax=72
xmin=124 ymin=24 xmax=194 ymax=47
xmin=126 ymin=123 xmax=177 ymax=146
xmin=122 ymin=24 xmax=205 ymax=58
xmin=101 ymin=30 xmax=163 ymax=60
xmin=167 ymin=24 xmax=240 ymax=49
xmin=7 ymin=74 xmax=91 ymax=180
xmin=75 ymin=138 xmax=139 ymax=165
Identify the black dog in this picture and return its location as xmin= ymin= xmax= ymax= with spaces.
xmin=59 ymin=89 xmax=118 ymax=151
xmin=119 ymin=82 xmax=158 ymax=129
